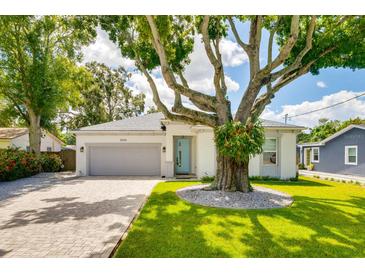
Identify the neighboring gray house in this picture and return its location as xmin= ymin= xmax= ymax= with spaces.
xmin=298 ymin=125 xmax=365 ymax=176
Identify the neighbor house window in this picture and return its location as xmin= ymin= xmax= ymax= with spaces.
xmin=26 ymin=146 xmax=30 ymax=152
xmin=263 ymin=138 xmax=277 ymax=165
xmin=345 ymin=145 xmax=357 ymax=165
xmin=311 ymin=147 xmax=320 ymax=163
xmin=47 ymin=147 xmax=52 ymax=152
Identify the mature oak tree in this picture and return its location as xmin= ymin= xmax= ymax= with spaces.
xmin=106 ymin=16 xmax=364 ymax=191
xmin=0 ymin=16 xmax=97 ymax=154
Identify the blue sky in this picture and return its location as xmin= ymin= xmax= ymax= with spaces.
xmin=226 ymin=60 xmax=365 ymax=113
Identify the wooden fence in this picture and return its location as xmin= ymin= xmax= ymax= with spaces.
xmin=57 ymin=150 xmax=76 ymax=171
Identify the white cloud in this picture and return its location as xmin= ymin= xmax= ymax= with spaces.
xmin=82 ymin=28 xmax=135 ymax=69
xmin=261 ymin=90 xmax=365 ymax=128
xmin=127 ymin=71 xmax=175 ymax=109
xmin=316 ymin=81 xmax=327 ymax=88
xmin=220 ymin=38 xmax=248 ymax=67
xmin=183 ymin=35 xmax=243 ymax=95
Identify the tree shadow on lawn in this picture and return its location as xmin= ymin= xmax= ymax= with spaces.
xmin=115 ymin=182 xmax=365 ymax=258
xmin=241 ymin=195 xmax=365 ymax=257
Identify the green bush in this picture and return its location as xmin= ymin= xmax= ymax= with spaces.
xmin=0 ymin=148 xmax=63 ymax=181
xmin=201 ymin=176 xmax=215 ymax=183
xmin=289 ymin=177 xmax=298 ymax=181
xmin=215 ymin=121 xmax=265 ymax=163
xmin=0 ymin=148 xmax=40 ymax=181
xmin=39 ymin=153 xmax=63 ymax=172
xmin=297 ymin=163 xmax=305 ymax=170
xmin=249 ymin=176 xmax=280 ymax=181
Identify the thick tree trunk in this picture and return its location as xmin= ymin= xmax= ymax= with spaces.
xmin=212 ymin=153 xmax=252 ymax=193
xmin=28 ymin=109 xmax=41 ymax=155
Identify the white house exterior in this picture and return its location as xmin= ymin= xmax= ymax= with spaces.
xmin=0 ymin=128 xmax=63 ymax=152
xmin=73 ymin=113 xmax=304 ymax=179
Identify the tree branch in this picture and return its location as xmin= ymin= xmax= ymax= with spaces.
xmin=227 ymin=16 xmax=252 ymax=56
xmin=248 ymin=16 xmax=263 ymax=77
xmin=133 ymin=49 xmax=216 ymax=126
xmin=250 ymin=45 xmax=337 ymax=120
xmin=200 ymin=16 xmax=231 ymax=123
xmin=177 ymin=70 xmax=215 ymax=113
xmin=201 ymin=16 xmax=219 ymax=68
xmin=235 ymin=16 xmax=299 ymax=122
xmin=145 ymin=15 xmax=216 ymax=111
xmin=271 ymin=16 xmax=317 ymax=81
xmin=267 ymin=16 xmax=300 ymax=71
xmin=136 ymin=58 xmax=198 ymax=125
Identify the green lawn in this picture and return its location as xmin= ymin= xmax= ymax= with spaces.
xmin=114 ymin=176 xmax=365 ymax=258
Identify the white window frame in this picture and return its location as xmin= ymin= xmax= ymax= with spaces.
xmin=263 ymin=137 xmax=277 ymax=166
xmin=345 ymin=145 xmax=358 ymax=165
xmin=311 ymin=147 xmax=320 ymax=163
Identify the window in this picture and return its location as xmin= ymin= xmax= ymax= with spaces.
xmin=47 ymin=147 xmax=52 ymax=152
xmin=26 ymin=146 xmax=30 ymax=152
xmin=263 ymin=138 xmax=277 ymax=165
xmin=311 ymin=147 xmax=320 ymax=163
xmin=345 ymin=145 xmax=357 ymax=165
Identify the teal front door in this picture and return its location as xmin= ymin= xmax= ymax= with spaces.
xmin=175 ymin=138 xmax=191 ymax=174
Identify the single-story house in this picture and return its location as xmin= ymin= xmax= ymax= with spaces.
xmin=73 ymin=113 xmax=304 ymax=179
xmin=0 ymin=127 xmax=63 ymax=152
xmin=298 ymin=124 xmax=365 ymax=176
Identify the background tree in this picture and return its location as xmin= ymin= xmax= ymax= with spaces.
xmin=146 ymin=106 xmax=159 ymax=114
xmin=298 ymin=117 xmax=365 ymax=143
xmin=65 ymin=61 xmax=145 ymax=129
xmin=100 ymin=15 xmax=365 ymax=192
xmin=0 ymin=95 xmax=24 ymax=127
xmin=0 ymin=16 xmax=96 ymax=154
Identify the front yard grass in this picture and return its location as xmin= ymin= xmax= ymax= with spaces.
xmin=114 ymin=176 xmax=365 ymax=258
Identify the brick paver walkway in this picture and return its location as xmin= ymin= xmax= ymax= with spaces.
xmin=0 ymin=175 xmax=160 ymax=257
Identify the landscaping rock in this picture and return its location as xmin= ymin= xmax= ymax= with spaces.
xmin=176 ymin=184 xmax=293 ymax=209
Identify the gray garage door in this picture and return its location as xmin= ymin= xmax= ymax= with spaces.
xmin=89 ymin=144 xmax=161 ymax=176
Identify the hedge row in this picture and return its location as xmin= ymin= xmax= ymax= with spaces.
xmin=0 ymin=148 xmax=63 ymax=182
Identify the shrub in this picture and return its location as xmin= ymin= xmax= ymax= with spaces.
xmin=39 ymin=153 xmax=63 ymax=172
xmin=201 ymin=176 xmax=215 ymax=183
xmin=249 ymin=176 xmax=280 ymax=181
xmin=215 ymin=121 xmax=265 ymax=163
xmin=307 ymin=163 xmax=314 ymax=171
xmin=0 ymin=148 xmax=40 ymax=181
xmin=297 ymin=163 xmax=305 ymax=170
xmin=289 ymin=173 xmax=299 ymax=181
xmin=0 ymin=149 xmax=63 ymax=181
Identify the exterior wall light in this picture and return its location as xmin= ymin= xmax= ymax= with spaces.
xmin=162 ymin=146 xmax=166 ymax=153
xmin=80 ymin=146 xmax=84 ymax=153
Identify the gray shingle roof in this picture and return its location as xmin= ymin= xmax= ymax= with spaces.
xmin=76 ymin=113 xmax=165 ymax=131
xmin=0 ymin=128 xmax=28 ymax=139
xmin=260 ymin=119 xmax=304 ymax=129
xmin=76 ymin=112 xmax=304 ymax=132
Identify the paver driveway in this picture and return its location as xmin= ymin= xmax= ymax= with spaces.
xmin=0 ymin=174 xmax=160 ymax=257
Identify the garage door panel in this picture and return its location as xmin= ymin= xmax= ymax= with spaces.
xmin=89 ymin=144 xmax=161 ymax=176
